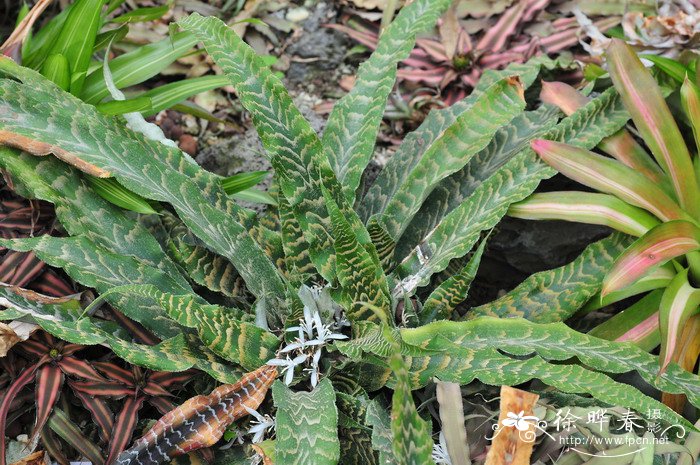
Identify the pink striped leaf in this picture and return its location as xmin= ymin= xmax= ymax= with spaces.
xmin=530 ymin=139 xmax=685 ymax=222
xmin=508 ymin=191 xmax=660 ymax=237
xmin=607 ymin=39 xmax=700 ymax=217
xmin=602 ymin=220 xmax=700 ymax=295
xmin=31 ymin=364 xmax=64 ymax=441
xmin=540 ymin=81 xmax=667 ymax=187
xmin=658 ymin=269 xmax=700 ymax=373
xmin=583 ymin=264 xmax=674 ymax=312
xmin=681 ymin=76 xmax=700 ymax=151
xmin=589 ymin=291 xmax=662 ymax=353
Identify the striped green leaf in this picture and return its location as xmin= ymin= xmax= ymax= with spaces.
xmin=394 ymin=87 xmax=630 ymax=287
xmin=420 ymin=238 xmax=486 ymax=324
xmin=322 ymin=0 xmax=451 ymax=204
xmin=372 ymin=77 xmax=525 ymax=243
xmin=360 ymin=56 xmax=569 ymax=223
xmin=389 ymin=353 xmax=435 ymax=465
xmin=337 ymin=318 xmax=700 ymax=430
xmin=326 ymin=190 xmax=391 ymax=323
xmin=178 ymin=13 xmax=342 ymax=281
xmin=0 ymin=58 xmax=287 ymax=308
xmin=273 ymin=379 xmax=340 ymax=465
xmin=470 ymin=233 xmax=633 ymax=322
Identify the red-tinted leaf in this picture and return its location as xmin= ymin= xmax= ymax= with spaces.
xmin=148 ymin=396 xmax=177 ymax=416
xmin=607 ymin=39 xmax=700 ymax=218
xmin=32 ymin=364 xmax=64 ymax=440
xmin=603 ymin=220 xmax=700 ymax=295
xmin=106 ymin=396 xmax=146 ymax=465
xmin=61 ymin=343 xmax=84 ymax=356
xmin=476 ymin=0 xmax=528 ymax=52
xmin=94 ymin=361 xmax=136 ymax=385
xmin=40 ymin=428 xmax=70 ymax=465
xmin=18 ymin=338 xmax=49 ymax=357
xmin=69 ymin=380 xmax=134 ymax=397
xmin=58 ymin=357 xmax=105 ymax=382
xmin=658 ymin=269 xmax=700 ymax=373
xmin=108 ymin=308 xmax=159 ymax=346
xmin=0 ymin=363 xmax=38 ymax=465
xmin=72 ymin=387 xmax=114 ymax=443
xmin=148 ymin=370 xmax=195 ymax=389
xmin=531 ymin=139 xmax=685 ymax=222
xmin=48 ymin=407 xmax=105 ymax=465
xmin=30 ymin=269 xmax=74 ymax=297
xmin=0 ymin=250 xmax=44 ymax=286
xmin=142 ymin=381 xmax=173 ymax=398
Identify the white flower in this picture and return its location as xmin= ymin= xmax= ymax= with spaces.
xmin=304 ymin=349 xmax=323 ymax=387
xmin=267 ymin=354 xmax=308 ymax=385
xmin=431 ymin=432 xmax=452 ymax=465
xmin=244 ymin=405 xmax=276 ymax=444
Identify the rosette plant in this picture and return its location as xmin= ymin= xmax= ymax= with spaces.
xmin=0 ymin=4 xmax=699 ymax=465
xmin=511 ymin=39 xmax=700 ymax=407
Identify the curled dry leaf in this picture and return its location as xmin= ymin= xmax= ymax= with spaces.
xmin=0 ymin=0 xmax=53 ymax=61
xmin=0 ymin=321 xmax=37 ymax=357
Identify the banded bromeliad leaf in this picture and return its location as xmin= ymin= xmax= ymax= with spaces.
xmin=115 ymin=364 xmax=277 ymax=465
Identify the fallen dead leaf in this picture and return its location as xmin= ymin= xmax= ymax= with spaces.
xmin=0 ymin=321 xmax=38 ymax=357
xmin=9 ymin=451 xmax=49 ymax=465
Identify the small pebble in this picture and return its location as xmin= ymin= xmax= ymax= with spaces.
xmin=179 ymin=134 xmax=198 ymax=156
xmin=286 ymin=7 xmax=310 ymax=23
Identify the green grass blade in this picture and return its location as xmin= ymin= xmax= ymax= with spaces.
xmin=40 ymin=53 xmax=70 ymax=91
xmin=85 ymin=176 xmax=158 ymax=214
xmin=134 ymin=75 xmax=231 ymax=117
xmin=46 ymin=0 xmax=102 ymax=96
xmin=80 ymin=32 xmax=198 ymax=104
xmin=221 ymin=170 xmax=269 ymax=194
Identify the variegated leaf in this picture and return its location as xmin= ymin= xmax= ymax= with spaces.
xmin=273 ymin=378 xmax=340 ymax=465
xmin=394 ymin=86 xmax=630 ymax=287
xmin=0 ymin=58 xmax=287 ymax=308
xmin=322 ymin=0 xmax=452 ymax=204
xmin=470 ymin=233 xmax=633 ymax=322
xmin=336 ymin=318 xmax=700 ymax=430
xmin=389 ymin=353 xmax=435 ymax=465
